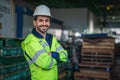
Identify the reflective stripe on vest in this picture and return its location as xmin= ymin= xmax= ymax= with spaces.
xmin=61 ymin=51 xmax=67 ymax=57
xmin=56 ymin=46 xmax=67 ymax=57
xmin=40 ymin=41 xmax=55 ymax=69
xmin=40 ymin=41 xmax=50 ymax=52
xmin=56 ymin=46 xmax=63 ymax=51
xmin=48 ymin=58 xmax=54 ymax=69
xmin=41 ymin=42 xmax=48 ymax=47
xmin=28 ymin=49 xmax=46 ymax=65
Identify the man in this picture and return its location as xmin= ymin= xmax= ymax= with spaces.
xmin=22 ymin=4 xmax=68 ymax=80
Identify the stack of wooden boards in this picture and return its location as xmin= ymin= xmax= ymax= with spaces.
xmin=74 ymin=36 xmax=115 ymax=80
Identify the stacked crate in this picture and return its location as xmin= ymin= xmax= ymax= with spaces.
xmin=74 ymin=36 xmax=115 ymax=80
xmin=0 ymin=38 xmax=30 ymax=80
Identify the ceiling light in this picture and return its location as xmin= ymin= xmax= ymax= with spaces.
xmin=75 ymin=32 xmax=81 ymax=37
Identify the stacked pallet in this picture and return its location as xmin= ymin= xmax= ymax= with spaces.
xmin=58 ymin=41 xmax=73 ymax=80
xmin=0 ymin=38 xmax=30 ymax=80
xmin=74 ymin=36 xmax=115 ymax=80
xmin=74 ymin=68 xmax=110 ymax=80
xmin=58 ymin=63 xmax=68 ymax=80
xmin=115 ymin=43 xmax=120 ymax=56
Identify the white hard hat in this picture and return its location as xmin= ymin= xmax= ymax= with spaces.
xmin=33 ymin=4 xmax=52 ymax=17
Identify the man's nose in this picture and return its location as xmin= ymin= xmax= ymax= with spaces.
xmin=43 ymin=21 xmax=46 ymax=25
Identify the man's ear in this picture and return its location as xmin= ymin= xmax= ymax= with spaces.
xmin=33 ymin=20 xmax=36 ymax=27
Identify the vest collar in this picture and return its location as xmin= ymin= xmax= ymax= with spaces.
xmin=32 ymin=28 xmax=50 ymax=39
xmin=32 ymin=28 xmax=44 ymax=38
xmin=32 ymin=28 xmax=53 ymax=48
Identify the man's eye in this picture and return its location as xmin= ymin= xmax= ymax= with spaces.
xmin=39 ymin=19 xmax=43 ymax=22
xmin=46 ymin=19 xmax=50 ymax=22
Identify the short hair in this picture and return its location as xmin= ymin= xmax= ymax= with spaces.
xmin=33 ymin=16 xmax=38 ymax=21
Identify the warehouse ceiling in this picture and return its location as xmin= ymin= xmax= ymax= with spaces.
xmin=23 ymin=0 xmax=120 ymax=17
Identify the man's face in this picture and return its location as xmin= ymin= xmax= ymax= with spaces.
xmin=33 ymin=16 xmax=50 ymax=33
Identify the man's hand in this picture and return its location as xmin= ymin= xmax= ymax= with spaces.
xmin=51 ymin=52 xmax=60 ymax=61
xmin=48 ymin=52 xmax=51 ymax=56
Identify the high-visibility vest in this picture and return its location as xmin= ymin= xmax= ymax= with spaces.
xmin=22 ymin=33 xmax=68 ymax=80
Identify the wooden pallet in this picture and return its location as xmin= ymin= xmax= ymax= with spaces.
xmin=80 ymin=52 xmax=114 ymax=66
xmin=82 ymin=48 xmax=114 ymax=53
xmin=80 ymin=61 xmax=112 ymax=66
xmin=81 ymin=52 xmax=114 ymax=57
xmin=0 ymin=75 xmax=4 ymax=79
xmin=76 ymin=37 xmax=114 ymax=80
xmin=83 ymin=37 xmax=115 ymax=43
xmin=58 ymin=72 xmax=67 ymax=80
xmin=83 ymin=41 xmax=114 ymax=46
xmin=79 ymin=63 xmax=111 ymax=69
xmin=74 ymin=69 xmax=111 ymax=80
xmin=82 ymin=37 xmax=115 ymax=50
xmin=82 ymin=44 xmax=114 ymax=49
xmin=82 ymin=42 xmax=115 ymax=49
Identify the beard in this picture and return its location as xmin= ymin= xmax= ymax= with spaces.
xmin=36 ymin=25 xmax=49 ymax=33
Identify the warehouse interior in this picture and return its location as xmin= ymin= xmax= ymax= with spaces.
xmin=0 ymin=0 xmax=120 ymax=80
